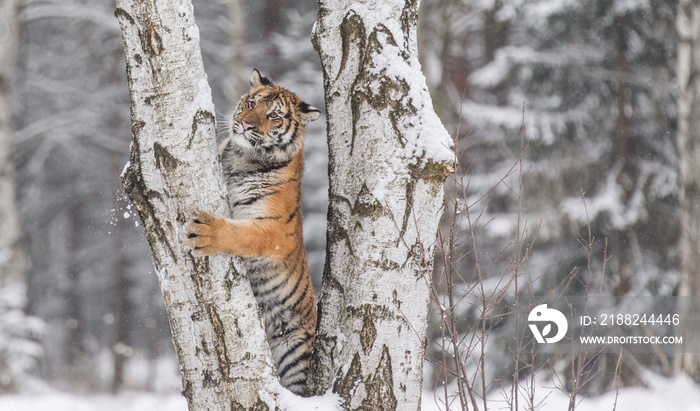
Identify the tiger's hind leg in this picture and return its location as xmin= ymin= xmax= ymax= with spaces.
xmin=269 ymin=325 xmax=315 ymax=395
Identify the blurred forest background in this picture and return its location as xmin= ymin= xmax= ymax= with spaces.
xmin=0 ymin=0 xmax=687 ymax=401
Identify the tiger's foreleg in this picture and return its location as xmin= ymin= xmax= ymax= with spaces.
xmin=185 ymin=210 xmax=288 ymax=259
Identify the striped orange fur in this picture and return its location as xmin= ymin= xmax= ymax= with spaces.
xmin=186 ymin=69 xmax=320 ymax=395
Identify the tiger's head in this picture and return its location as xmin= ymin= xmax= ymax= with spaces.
xmin=228 ymin=69 xmax=321 ymax=163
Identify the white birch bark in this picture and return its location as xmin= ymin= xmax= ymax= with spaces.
xmin=114 ymin=0 xmax=280 ymax=408
xmin=309 ymin=1 xmax=454 ymax=408
xmin=675 ymin=0 xmax=700 ymax=381
xmin=0 ymin=0 xmax=27 ymax=288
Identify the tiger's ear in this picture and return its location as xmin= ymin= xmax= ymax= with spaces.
xmin=250 ymin=69 xmax=273 ymax=88
xmin=297 ymin=101 xmax=321 ymax=125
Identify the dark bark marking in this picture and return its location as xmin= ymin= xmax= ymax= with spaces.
xmin=181 ymin=379 xmax=193 ymax=407
xmin=360 ymin=305 xmax=377 ymax=354
xmin=396 ymin=157 xmax=452 ymax=243
xmin=146 ymin=21 xmax=164 ymax=57
xmin=360 ymin=345 xmax=396 ymax=411
xmin=207 ymin=303 xmax=231 ymax=381
xmin=352 ymin=183 xmax=383 ymax=219
xmin=346 ymin=304 xmax=396 ymax=322
xmin=231 ymin=397 xmax=271 ymax=411
xmin=153 ymin=141 xmax=180 ymax=172
xmin=329 ymin=224 xmax=355 ymax=256
xmin=329 ymin=192 xmax=354 ymax=210
xmin=337 ymin=11 xmax=366 ymax=83
xmin=202 ymin=369 xmax=218 ymax=387
xmin=399 ymin=0 xmax=419 ymax=52
xmin=326 ymin=195 xmax=357 ymax=258
xmin=333 ymin=352 xmax=362 ymax=406
xmin=307 ymin=332 xmax=335 ymax=396
xmin=114 ymin=8 xmax=135 ymax=26
xmin=333 ymin=345 xmax=396 ymax=410
xmin=187 ymin=109 xmax=215 ymax=149
xmin=337 ymin=11 xmax=366 ymax=155
xmin=122 ymin=162 xmax=176 ymax=265
xmin=348 ymin=23 xmax=415 ymax=155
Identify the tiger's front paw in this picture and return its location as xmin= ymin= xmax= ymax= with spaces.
xmin=185 ymin=210 xmax=226 ymax=257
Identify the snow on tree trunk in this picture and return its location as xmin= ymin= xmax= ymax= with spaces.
xmin=0 ymin=0 xmax=26 ymax=288
xmin=114 ymin=0 xmax=279 ymax=408
xmin=675 ymin=0 xmax=700 ymax=381
xmin=309 ymin=0 xmax=454 ymax=408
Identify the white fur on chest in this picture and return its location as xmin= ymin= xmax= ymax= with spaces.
xmin=219 ymin=140 xmax=269 ymax=219
xmin=227 ymin=183 xmax=271 ymax=219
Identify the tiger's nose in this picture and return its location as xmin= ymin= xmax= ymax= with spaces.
xmin=241 ymin=120 xmax=255 ymax=131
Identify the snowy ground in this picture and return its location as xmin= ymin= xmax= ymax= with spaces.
xmin=0 ymin=392 xmax=188 ymax=411
xmin=422 ymin=372 xmax=700 ymax=411
xmin=2 ymin=373 xmax=699 ymax=411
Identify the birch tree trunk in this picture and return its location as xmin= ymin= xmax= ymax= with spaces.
xmin=309 ymin=1 xmax=454 ymax=408
xmin=114 ymin=0 xmax=280 ymax=408
xmin=675 ymin=0 xmax=700 ymax=382
xmin=0 ymin=0 xmax=46 ymax=394
xmin=0 ymin=0 xmax=26 ymax=289
xmin=0 ymin=0 xmax=29 ymax=392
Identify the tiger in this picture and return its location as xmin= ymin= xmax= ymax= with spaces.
xmin=185 ymin=69 xmax=320 ymax=396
